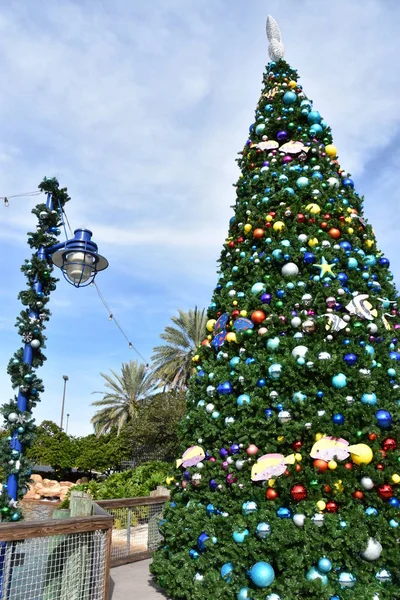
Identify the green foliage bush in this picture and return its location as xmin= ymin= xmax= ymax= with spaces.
xmin=60 ymin=461 xmax=172 ymax=508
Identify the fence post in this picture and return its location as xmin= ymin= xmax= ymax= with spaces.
xmin=69 ymin=492 xmax=93 ymax=517
xmin=126 ymin=509 xmax=131 ymax=555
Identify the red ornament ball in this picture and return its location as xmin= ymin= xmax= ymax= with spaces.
xmin=253 ymin=228 xmax=265 ymax=240
xmin=376 ymin=464 xmax=385 ymax=471
xmin=344 ymin=462 xmax=353 ymax=470
xmin=228 ymin=241 xmax=235 ymax=248
xmin=328 ymin=227 xmax=341 ymax=240
xmin=295 ymin=464 xmax=302 ymax=472
xmin=378 ymin=484 xmax=393 ymax=500
xmin=352 ymin=490 xmax=364 ymax=500
xmin=251 ymin=310 xmax=266 ymax=324
xmin=237 ymin=237 xmax=244 ymax=243
xmin=231 ymin=310 xmax=240 ymax=319
xmin=369 ymin=432 xmax=377 ymax=442
xmin=383 ymin=438 xmax=397 ymax=452
xmin=292 ymin=440 xmax=303 ymax=451
xmin=326 ymin=501 xmax=338 ymax=513
xmin=297 ymin=213 xmax=306 ymax=223
xmin=265 ymin=488 xmax=279 ymax=501
xmin=313 ymin=459 xmax=329 ymax=473
xmin=290 ymin=484 xmax=307 ymax=501
xmin=246 ymin=444 xmax=259 ymax=456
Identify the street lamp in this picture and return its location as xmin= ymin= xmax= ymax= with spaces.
xmin=60 ymin=375 xmax=69 ymax=430
xmin=6 ymin=190 xmax=109 ymax=504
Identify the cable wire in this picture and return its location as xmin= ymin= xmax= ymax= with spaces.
xmin=92 ymin=281 xmax=148 ymax=364
xmin=1 ymin=191 xmax=43 ymax=207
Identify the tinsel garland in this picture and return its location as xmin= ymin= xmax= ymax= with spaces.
xmin=0 ymin=177 xmax=70 ymax=522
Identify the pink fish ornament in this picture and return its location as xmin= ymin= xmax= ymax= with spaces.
xmin=176 ymin=446 xmax=205 ymax=468
xmin=251 ymin=453 xmax=295 ymax=481
xmin=310 ymin=436 xmax=352 ymax=462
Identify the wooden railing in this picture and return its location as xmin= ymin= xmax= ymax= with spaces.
xmin=0 ymin=504 xmax=113 ymax=600
xmin=96 ymin=496 xmax=169 ymax=567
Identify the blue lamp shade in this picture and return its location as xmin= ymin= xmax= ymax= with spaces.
xmin=51 ymin=229 xmax=108 ymax=287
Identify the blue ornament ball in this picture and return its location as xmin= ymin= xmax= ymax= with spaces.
xmin=296 ymin=176 xmax=309 ymax=189
xmin=309 ymin=124 xmax=323 ymax=137
xmin=376 ymin=409 xmax=392 ymax=429
xmin=257 ymin=378 xmax=267 ymax=387
xmin=197 ymin=532 xmax=209 ymax=551
xmin=283 ymin=91 xmax=297 ymax=105
xmin=277 ymin=507 xmax=291 ymax=519
xmin=306 ymin=567 xmax=328 ymax=586
xmin=344 ymin=353 xmax=358 ymax=366
xmin=307 ymin=110 xmax=321 ymax=124
xmin=332 ymin=373 xmax=347 ymax=389
xmin=342 ymin=178 xmax=354 ymax=189
xmin=189 ymin=549 xmax=200 ymax=559
xmin=318 ymin=557 xmax=332 ymax=573
xmin=256 ymin=522 xmax=271 ymax=538
xmin=249 ymin=562 xmax=275 ymax=588
xmin=361 ymin=393 xmax=377 ymax=406
xmin=303 ymin=252 xmax=315 ymax=264
xmin=220 ymin=562 xmax=234 ymax=582
xmin=379 ymin=257 xmax=390 ymax=268
xmin=332 ymin=413 xmax=344 ymax=425
xmin=237 ymin=587 xmax=252 ymax=600
xmin=268 ymin=363 xmax=282 ymax=380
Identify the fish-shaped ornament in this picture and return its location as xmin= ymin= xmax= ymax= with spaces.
xmin=251 ymin=453 xmax=295 ymax=482
xmin=233 ymin=318 xmax=254 ymax=332
xmin=346 ymin=294 xmax=378 ymax=321
xmin=176 ymin=446 xmax=205 ymax=468
xmin=254 ymin=140 xmax=279 ymax=151
xmin=323 ymin=313 xmax=347 ymax=332
xmin=211 ymin=332 xmax=227 ymax=349
xmin=382 ymin=315 xmax=392 ymax=331
xmin=214 ymin=313 xmax=229 ymax=332
xmin=310 ymin=436 xmax=366 ymax=462
xmin=279 ymin=141 xmax=306 ymax=154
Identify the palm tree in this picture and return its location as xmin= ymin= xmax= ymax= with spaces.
xmin=91 ymin=360 xmax=155 ymax=435
xmin=151 ymin=307 xmax=207 ymax=390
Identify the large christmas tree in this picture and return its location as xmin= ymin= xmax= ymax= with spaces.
xmin=151 ymin=17 xmax=400 ymax=600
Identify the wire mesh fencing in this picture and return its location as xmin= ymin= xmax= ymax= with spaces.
xmin=0 ymin=513 xmax=112 ymax=600
xmin=96 ymin=496 xmax=168 ymax=567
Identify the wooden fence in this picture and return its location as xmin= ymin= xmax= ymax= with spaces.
xmin=0 ymin=501 xmax=113 ymax=600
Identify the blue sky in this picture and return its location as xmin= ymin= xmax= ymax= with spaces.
xmin=1 ymin=0 xmax=400 ymax=436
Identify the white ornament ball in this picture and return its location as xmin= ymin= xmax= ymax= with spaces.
xmin=30 ymin=339 xmax=41 ymax=349
xmin=236 ymin=460 xmax=244 ymax=470
xmin=194 ymin=573 xmax=204 ymax=582
xmin=298 ymin=234 xmax=308 ymax=243
xmin=196 ymin=462 xmax=204 ymax=469
xmin=327 ymin=177 xmax=340 ymax=188
xmin=302 ymin=293 xmax=313 ymax=305
xmin=292 ymin=345 xmax=308 ymax=359
xmin=293 ymin=513 xmax=306 ymax=527
xmin=312 ymin=514 xmax=324 ymax=527
xmin=338 ymin=288 xmax=345 ymax=296
xmin=278 ymin=410 xmax=291 ymax=423
xmin=291 ymin=317 xmax=302 ymax=328
xmin=228 ymin=290 xmax=236 ymax=297
xmin=8 ymin=412 xmax=18 ymax=423
xmin=206 ymin=403 xmax=215 ymax=413
xmin=361 ymin=477 xmax=374 ymax=491
xmin=281 ymin=262 xmax=299 ymax=278
xmin=361 ymin=538 xmax=382 ymax=561
xmin=226 ymin=456 xmax=233 ymax=464
xmin=318 ymin=352 xmax=331 ymax=360
xmin=367 ymin=323 xmax=378 ymax=334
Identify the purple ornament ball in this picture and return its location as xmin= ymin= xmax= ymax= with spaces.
xmin=261 ymin=293 xmax=272 ymax=304
xmin=277 ymin=130 xmax=288 ymax=142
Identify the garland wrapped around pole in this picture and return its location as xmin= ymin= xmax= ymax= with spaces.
xmin=0 ymin=177 xmax=70 ymax=522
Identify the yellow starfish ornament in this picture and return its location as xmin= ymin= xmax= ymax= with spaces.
xmin=313 ymin=257 xmax=336 ymax=278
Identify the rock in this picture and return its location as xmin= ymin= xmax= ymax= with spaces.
xmin=24 ymin=485 xmax=37 ymax=500
xmin=35 ymin=482 xmax=43 ymax=489
xmin=60 ymin=481 xmax=74 ymax=488
xmin=76 ymin=477 xmax=89 ymax=484
xmin=40 ymin=485 xmax=61 ymax=497
xmin=31 ymin=474 xmax=43 ymax=484
xmin=47 ymin=480 xmax=59 ymax=488
xmin=43 ymin=478 xmax=51 ymax=486
xmin=34 ymin=493 xmax=41 ymax=500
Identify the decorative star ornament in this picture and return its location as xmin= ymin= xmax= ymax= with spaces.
xmin=8 ymin=499 xmax=18 ymax=509
xmin=313 ymin=257 xmax=336 ymax=278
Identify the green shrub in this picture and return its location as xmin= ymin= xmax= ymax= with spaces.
xmin=60 ymin=461 xmax=171 ymax=508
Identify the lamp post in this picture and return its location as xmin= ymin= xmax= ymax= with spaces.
xmin=2 ymin=180 xmax=109 ymax=517
xmin=66 ymin=413 xmax=70 ymax=435
xmin=60 ymin=375 xmax=69 ymax=431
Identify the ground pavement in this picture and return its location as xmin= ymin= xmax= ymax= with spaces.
xmin=110 ymin=559 xmax=170 ymax=599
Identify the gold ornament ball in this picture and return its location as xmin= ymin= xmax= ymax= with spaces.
xmin=392 ymin=474 xmax=400 ymax=484
xmin=325 ymin=144 xmax=337 ymax=158
xmin=316 ymin=500 xmax=326 ymax=511
xmin=244 ymin=224 xmax=252 ymax=233
xmin=328 ymin=460 xmax=337 ymax=470
xmin=350 ymin=444 xmax=373 ymax=465
xmin=273 ymin=221 xmax=285 ymax=232
xmin=305 ymin=203 xmax=321 ymax=214
xmin=206 ymin=319 xmax=216 ymax=332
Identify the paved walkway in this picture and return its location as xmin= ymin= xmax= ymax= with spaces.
xmin=110 ymin=559 xmax=170 ymax=599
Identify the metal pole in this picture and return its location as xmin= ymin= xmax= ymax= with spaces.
xmin=66 ymin=413 xmax=70 ymax=435
xmin=60 ymin=375 xmax=69 ymax=430
xmin=6 ymin=193 xmax=53 ymax=501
